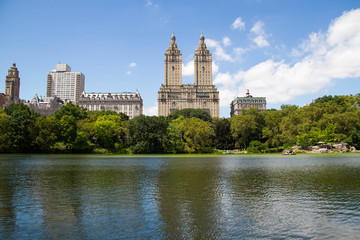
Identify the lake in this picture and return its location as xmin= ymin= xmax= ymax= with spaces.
xmin=1 ymin=154 xmax=360 ymax=239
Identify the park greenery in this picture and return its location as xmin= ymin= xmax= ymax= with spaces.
xmin=1 ymin=94 xmax=360 ymax=154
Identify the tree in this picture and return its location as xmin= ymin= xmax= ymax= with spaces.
xmin=231 ymin=108 xmax=265 ymax=149
xmin=4 ymin=103 xmax=38 ymax=153
xmin=93 ymin=115 xmax=127 ymax=151
xmin=0 ymin=109 xmax=10 ymax=152
xmin=247 ymin=140 xmax=266 ymax=153
xmin=59 ymin=115 xmax=77 ymax=147
xmin=213 ymin=118 xmax=235 ymax=150
xmin=168 ymin=108 xmax=212 ymax=122
xmin=30 ymin=116 xmax=58 ymax=152
xmin=162 ymin=122 xmax=185 ymax=153
xmin=127 ymin=115 xmax=169 ymax=153
xmin=53 ymin=102 xmax=87 ymax=120
xmin=262 ymin=110 xmax=284 ymax=148
xmin=173 ymin=116 xmax=215 ymax=153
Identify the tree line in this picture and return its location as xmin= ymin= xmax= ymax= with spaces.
xmin=1 ymin=94 xmax=360 ymax=154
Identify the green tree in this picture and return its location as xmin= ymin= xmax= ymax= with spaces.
xmin=53 ymin=102 xmax=87 ymax=120
xmin=262 ymin=110 xmax=284 ymax=148
xmin=30 ymin=116 xmax=58 ymax=152
xmin=162 ymin=122 xmax=185 ymax=153
xmin=173 ymin=116 xmax=215 ymax=153
xmin=0 ymin=109 xmax=10 ymax=152
xmin=213 ymin=117 xmax=235 ymax=150
xmin=247 ymin=140 xmax=266 ymax=153
xmin=231 ymin=108 xmax=265 ymax=149
xmin=59 ymin=115 xmax=77 ymax=147
xmin=168 ymin=108 xmax=212 ymax=122
xmin=93 ymin=115 xmax=127 ymax=151
xmin=4 ymin=103 xmax=38 ymax=153
xmin=72 ymin=131 xmax=94 ymax=153
xmin=127 ymin=115 xmax=169 ymax=153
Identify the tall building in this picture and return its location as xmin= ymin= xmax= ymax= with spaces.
xmin=5 ymin=63 xmax=21 ymax=103
xmin=78 ymin=91 xmax=143 ymax=119
xmin=46 ymin=64 xmax=85 ymax=104
xmin=158 ymin=33 xmax=219 ymax=117
xmin=230 ymin=89 xmax=266 ymax=116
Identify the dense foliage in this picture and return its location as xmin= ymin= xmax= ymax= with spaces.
xmin=1 ymin=94 xmax=360 ymax=154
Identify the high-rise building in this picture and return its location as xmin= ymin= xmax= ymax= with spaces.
xmin=5 ymin=62 xmax=20 ymax=102
xmin=46 ymin=64 xmax=85 ymax=104
xmin=78 ymin=91 xmax=143 ymax=119
xmin=158 ymin=33 xmax=220 ymax=117
xmin=230 ymin=89 xmax=266 ymax=116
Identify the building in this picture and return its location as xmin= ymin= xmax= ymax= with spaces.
xmin=46 ymin=64 xmax=85 ymax=104
xmin=230 ymin=89 xmax=266 ymax=116
xmin=4 ymin=62 xmax=21 ymax=106
xmin=26 ymin=94 xmax=63 ymax=116
xmin=78 ymin=91 xmax=143 ymax=119
xmin=158 ymin=33 xmax=220 ymax=117
xmin=0 ymin=93 xmax=6 ymax=108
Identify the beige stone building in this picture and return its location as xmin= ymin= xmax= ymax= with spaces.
xmin=4 ymin=63 xmax=21 ymax=106
xmin=78 ymin=91 xmax=143 ymax=119
xmin=158 ymin=33 xmax=219 ymax=117
xmin=230 ymin=89 xmax=266 ymax=117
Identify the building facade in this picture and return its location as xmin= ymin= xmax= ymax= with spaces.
xmin=4 ymin=63 xmax=21 ymax=105
xmin=78 ymin=91 xmax=143 ymax=119
xmin=158 ymin=33 xmax=219 ymax=117
xmin=47 ymin=64 xmax=85 ymax=104
xmin=0 ymin=93 xmax=6 ymax=108
xmin=26 ymin=94 xmax=63 ymax=116
xmin=230 ymin=90 xmax=266 ymax=116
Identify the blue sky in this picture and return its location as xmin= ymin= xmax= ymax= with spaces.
xmin=1 ymin=0 xmax=360 ymax=117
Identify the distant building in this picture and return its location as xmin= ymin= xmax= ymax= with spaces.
xmin=158 ymin=33 xmax=220 ymax=117
xmin=4 ymin=62 xmax=21 ymax=106
xmin=230 ymin=90 xmax=266 ymax=116
xmin=47 ymin=64 xmax=85 ymax=104
xmin=78 ymin=91 xmax=143 ymax=119
xmin=0 ymin=93 xmax=6 ymax=108
xmin=26 ymin=94 xmax=63 ymax=116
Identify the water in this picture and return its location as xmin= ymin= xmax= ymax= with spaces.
xmin=1 ymin=154 xmax=360 ymax=239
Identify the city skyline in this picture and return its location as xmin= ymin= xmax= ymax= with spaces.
xmin=1 ymin=0 xmax=360 ymax=117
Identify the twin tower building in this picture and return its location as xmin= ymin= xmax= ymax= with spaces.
xmin=158 ymin=33 xmax=219 ymax=117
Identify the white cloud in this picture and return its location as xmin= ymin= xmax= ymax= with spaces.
xmin=223 ymin=36 xmax=231 ymax=46
xmin=250 ymin=20 xmax=269 ymax=48
xmin=182 ymin=60 xmax=194 ymax=76
xmin=145 ymin=0 xmax=158 ymax=8
xmin=129 ymin=62 xmax=137 ymax=67
xmin=212 ymin=61 xmax=219 ymax=74
xmin=214 ymin=9 xmax=360 ymax=106
xmin=231 ymin=17 xmax=245 ymax=31
xmin=251 ymin=21 xmax=265 ymax=35
xmin=253 ymin=35 xmax=270 ymax=48
xmin=144 ymin=103 xmax=158 ymax=116
xmin=206 ymin=38 xmax=234 ymax=62
xmin=126 ymin=71 xmax=131 ymax=75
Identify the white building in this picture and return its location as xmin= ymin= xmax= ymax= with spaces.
xmin=78 ymin=91 xmax=143 ymax=119
xmin=46 ymin=64 xmax=85 ymax=104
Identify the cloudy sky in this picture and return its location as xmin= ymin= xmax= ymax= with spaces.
xmin=1 ymin=0 xmax=360 ymax=117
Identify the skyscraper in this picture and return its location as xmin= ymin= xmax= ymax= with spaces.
xmin=46 ymin=64 xmax=85 ymax=104
xmin=158 ymin=33 xmax=219 ymax=117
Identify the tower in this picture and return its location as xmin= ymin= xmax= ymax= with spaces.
xmin=164 ymin=33 xmax=182 ymax=86
xmin=194 ymin=33 xmax=212 ymax=86
xmin=5 ymin=62 xmax=20 ymax=101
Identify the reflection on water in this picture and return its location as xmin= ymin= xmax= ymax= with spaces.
xmin=1 ymin=154 xmax=360 ymax=239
